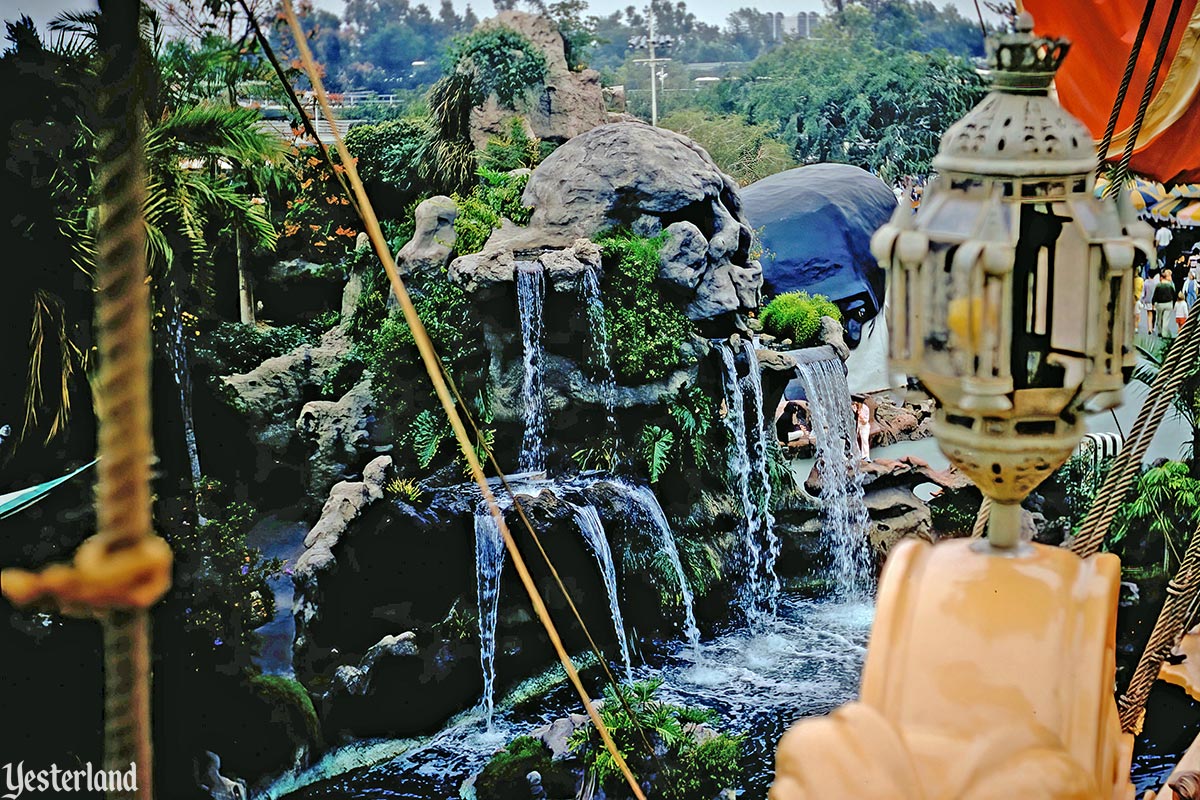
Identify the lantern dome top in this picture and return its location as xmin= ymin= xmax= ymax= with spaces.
xmin=933 ymin=13 xmax=1096 ymax=178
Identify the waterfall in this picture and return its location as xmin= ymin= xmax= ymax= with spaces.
xmin=580 ymin=266 xmax=617 ymax=427
xmin=795 ymin=358 xmax=873 ymax=600
xmin=572 ymin=502 xmax=633 ymax=681
xmin=517 ymin=261 xmax=546 ymax=473
xmin=618 ymin=482 xmax=701 ymax=656
xmin=474 ymin=498 xmax=508 ymax=725
xmin=715 ymin=341 xmax=779 ymax=621
xmin=744 ymin=342 xmax=780 ymax=615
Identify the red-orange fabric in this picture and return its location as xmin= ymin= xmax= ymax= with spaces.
xmin=1023 ymin=0 xmax=1200 ymax=184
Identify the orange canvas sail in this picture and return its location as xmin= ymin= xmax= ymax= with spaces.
xmin=1021 ymin=0 xmax=1200 ymax=184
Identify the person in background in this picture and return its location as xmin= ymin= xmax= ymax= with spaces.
xmin=1185 ymin=266 xmax=1197 ymax=308
xmin=1156 ymin=224 xmax=1174 ymax=263
xmin=1134 ymin=272 xmax=1145 ymax=330
xmin=1176 ymin=291 xmax=1189 ymax=335
xmin=1143 ymin=269 xmax=1160 ymax=333
xmin=853 ymin=400 xmax=872 ymax=462
xmin=1154 ymin=268 xmax=1176 ymax=337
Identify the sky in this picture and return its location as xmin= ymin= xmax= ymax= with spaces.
xmin=0 ymin=0 xmax=1000 ymax=33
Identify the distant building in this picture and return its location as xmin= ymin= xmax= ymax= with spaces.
xmin=771 ymin=11 xmax=822 ymax=39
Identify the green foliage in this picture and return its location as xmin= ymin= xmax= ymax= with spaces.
xmin=760 ymin=291 xmax=842 ymax=346
xmin=247 ymin=674 xmax=321 ymax=747
xmin=476 ymin=736 xmax=564 ymax=800
xmin=192 ymin=322 xmax=317 ymax=376
xmin=344 ymin=117 xmax=430 ymax=203
xmin=410 ymin=408 xmax=452 ymax=469
xmin=168 ymin=479 xmax=283 ymax=661
xmin=598 ymin=231 xmax=694 ymax=384
xmin=640 ymin=425 xmax=676 ymax=484
xmin=277 ymin=148 xmax=359 ymax=262
xmin=447 ymin=27 xmax=548 ymax=107
xmin=363 ymin=272 xmax=480 ymax=410
xmin=572 ymin=439 xmax=620 ymax=472
xmin=319 ymin=352 xmax=365 ymax=399
xmin=478 ymin=116 xmax=545 ymax=172
xmin=568 ymin=678 xmax=742 ymax=797
xmin=452 ymin=168 xmax=533 ymax=255
xmin=1133 ymin=334 xmax=1200 ymax=461
xmin=660 ymin=110 xmax=795 ymax=185
xmin=929 ymin=490 xmax=979 ymax=538
xmin=765 ymin=437 xmax=799 ymax=505
xmin=712 ymin=33 xmax=987 ymax=181
xmin=668 ymin=383 xmax=716 ymax=471
xmin=1111 ymin=461 xmax=1200 ymax=574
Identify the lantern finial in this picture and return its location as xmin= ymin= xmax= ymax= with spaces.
xmin=988 ymin=11 xmax=1069 ymax=94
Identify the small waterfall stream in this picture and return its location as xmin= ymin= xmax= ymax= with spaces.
xmin=716 ymin=341 xmax=779 ymax=621
xmin=473 ymin=498 xmax=509 ymax=726
xmin=572 ymin=502 xmax=633 ymax=681
xmin=516 ymin=261 xmax=546 ymax=473
xmin=619 ymin=481 xmax=701 ymax=656
xmin=795 ymin=358 xmax=873 ymax=599
xmin=580 ymin=266 xmax=618 ymax=428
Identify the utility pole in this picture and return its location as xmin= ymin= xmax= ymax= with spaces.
xmin=632 ymin=6 xmax=671 ymax=126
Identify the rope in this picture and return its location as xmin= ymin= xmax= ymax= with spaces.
xmin=970 ymin=495 xmax=991 ymax=539
xmin=1117 ymin=516 xmax=1200 ymax=734
xmin=1096 ymin=0 xmax=1158 ymax=172
xmin=93 ymin=2 xmax=156 ymax=796
xmin=1070 ymin=308 xmax=1200 ymax=558
xmin=1110 ymin=0 xmax=1186 ymax=188
xmin=278 ymin=4 xmax=647 ymax=798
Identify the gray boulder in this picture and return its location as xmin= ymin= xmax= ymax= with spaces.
xmin=296 ymin=378 xmax=393 ymax=500
xmin=397 ymin=195 xmax=457 ymax=279
xmin=195 ymin=752 xmax=246 ymax=800
xmin=221 ymin=327 xmax=352 ymax=486
xmin=451 ymin=121 xmax=762 ymax=324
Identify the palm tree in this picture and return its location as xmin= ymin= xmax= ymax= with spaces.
xmin=2 ymin=9 xmax=283 ymax=486
xmin=1132 ymin=333 xmax=1200 ymax=475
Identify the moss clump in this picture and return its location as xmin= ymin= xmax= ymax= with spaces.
xmin=597 ymin=230 xmax=693 ymax=384
xmin=475 ymin=736 xmax=570 ymax=800
xmin=760 ymin=291 xmax=841 ymax=347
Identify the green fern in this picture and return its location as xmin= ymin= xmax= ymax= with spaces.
xmin=640 ymin=425 xmax=675 ymax=484
xmin=410 ymin=409 xmax=450 ymax=469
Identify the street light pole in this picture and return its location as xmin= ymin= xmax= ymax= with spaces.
xmin=632 ymin=6 xmax=671 ymax=126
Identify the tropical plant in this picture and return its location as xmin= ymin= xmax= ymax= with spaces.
xmin=567 ymin=678 xmax=741 ymax=798
xmin=640 ymin=425 xmax=676 ymax=484
xmin=384 ymin=475 xmax=426 ymax=504
xmin=597 ymin=230 xmax=694 ymax=383
xmin=760 ymin=291 xmax=842 ymax=346
xmin=452 ymin=167 xmax=534 ymax=255
xmin=1109 ymin=461 xmax=1200 ymax=575
xmin=1132 ymin=334 xmax=1200 ymax=470
xmin=668 ymin=383 xmax=716 ymax=471
xmin=478 ymin=115 xmax=549 ymax=172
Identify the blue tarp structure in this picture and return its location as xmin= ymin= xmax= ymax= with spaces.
xmin=741 ymin=164 xmax=898 ymax=344
xmin=0 ymin=460 xmax=96 ymax=520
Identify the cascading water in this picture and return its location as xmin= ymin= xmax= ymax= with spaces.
xmin=744 ymin=342 xmax=780 ymax=613
xmin=715 ymin=342 xmax=779 ymax=620
xmin=795 ymin=358 xmax=873 ymax=599
xmin=580 ymin=266 xmax=618 ymax=429
xmin=516 ymin=261 xmax=546 ymax=473
xmin=618 ymin=481 xmax=701 ymax=656
xmin=474 ymin=498 xmax=508 ymax=726
xmin=572 ymin=502 xmax=633 ymax=681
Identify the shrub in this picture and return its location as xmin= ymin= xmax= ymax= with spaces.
xmin=475 ymin=736 xmax=566 ymax=800
xmin=597 ymin=231 xmax=694 ymax=383
xmin=568 ymin=678 xmax=743 ymax=798
xmin=478 ymin=116 xmax=544 ymax=172
xmin=344 ymin=117 xmax=429 ymax=202
xmin=447 ymin=27 xmax=548 ymax=107
xmin=384 ymin=475 xmax=425 ymax=505
xmin=760 ymin=291 xmax=842 ymax=347
xmin=192 ymin=322 xmax=317 ymax=375
xmin=452 ymin=168 xmax=533 ymax=255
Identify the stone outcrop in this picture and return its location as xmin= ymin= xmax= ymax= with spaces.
xmin=469 ymin=11 xmax=609 ymax=150
xmin=221 ymin=327 xmax=352 ymax=488
xmin=296 ymin=378 xmax=393 ymax=500
xmin=396 ymin=195 xmax=457 ymax=279
xmin=195 ymin=752 xmax=247 ymax=800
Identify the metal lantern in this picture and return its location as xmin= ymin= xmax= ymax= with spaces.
xmin=870 ymin=13 xmax=1155 ymax=547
